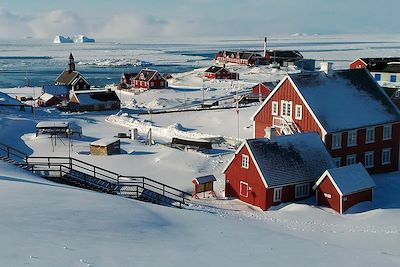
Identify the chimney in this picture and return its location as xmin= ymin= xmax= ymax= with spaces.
xmin=320 ymin=62 xmax=333 ymax=75
xmin=265 ymin=127 xmax=277 ymax=140
xmin=263 ymin=37 xmax=267 ymax=58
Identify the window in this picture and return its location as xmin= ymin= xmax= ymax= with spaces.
xmin=150 ymin=82 xmax=154 ymax=87
xmin=240 ymin=181 xmax=249 ymax=197
xmin=347 ymin=130 xmax=357 ymax=147
xmin=382 ymin=148 xmax=391 ymax=165
xmin=395 ymin=90 xmax=400 ymax=98
xmin=332 ymin=133 xmax=341 ymax=149
xmin=333 ymin=157 xmax=341 ymax=168
xmin=365 ymin=127 xmax=375 ymax=144
xmin=295 ymin=183 xmax=309 ymax=198
xmin=374 ymin=73 xmax=381 ymax=81
xmin=241 ymin=154 xmax=249 ymax=169
xmin=295 ymin=105 xmax=302 ymax=120
xmin=364 ymin=151 xmax=374 ymax=168
xmin=273 ymin=187 xmax=282 ymax=202
xmin=324 ymin=193 xmax=332 ymax=199
xmin=280 ymin=100 xmax=292 ymax=119
xmin=346 ymin=154 xmax=357 ymax=166
xmin=383 ymin=125 xmax=392 ymax=140
xmin=390 ymin=75 xmax=397 ymax=83
xmin=272 ymin=101 xmax=278 ymax=116
xmin=160 ymin=81 xmax=164 ymax=87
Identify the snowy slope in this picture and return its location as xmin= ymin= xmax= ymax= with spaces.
xmin=0 ymin=162 xmax=399 ymax=266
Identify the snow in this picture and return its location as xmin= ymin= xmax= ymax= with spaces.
xmin=36 ymin=121 xmax=69 ymax=129
xmin=317 ymin=163 xmax=376 ymax=195
xmin=90 ymin=137 xmax=119 ymax=146
xmin=39 ymin=93 xmax=55 ymax=102
xmin=0 ymin=35 xmax=400 ymax=266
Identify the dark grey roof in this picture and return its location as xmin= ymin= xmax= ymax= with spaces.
xmin=289 ymin=68 xmax=400 ymax=132
xmin=359 ymin=58 xmax=400 ymax=73
xmin=134 ymin=69 xmax=158 ymax=82
xmin=205 ymin=66 xmax=224 ymax=73
xmin=247 ymin=133 xmax=334 ymax=187
xmin=194 ymin=175 xmax=216 ymax=184
xmin=55 ymin=70 xmax=80 ymax=84
xmin=267 ymin=50 xmax=303 ymax=59
xmin=74 ymin=90 xmax=120 ymax=104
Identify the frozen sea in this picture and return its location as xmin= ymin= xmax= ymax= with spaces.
xmin=0 ymin=34 xmax=400 ymax=88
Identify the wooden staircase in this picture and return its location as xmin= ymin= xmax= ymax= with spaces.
xmin=0 ymin=143 xmax=190 ymax=209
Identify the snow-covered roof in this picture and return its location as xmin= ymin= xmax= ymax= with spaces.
xmin=36 ymin=121 xmax=69 ymax=129
xmin=225 ymin=133 xmax=335 ymax=188
xmin=72 ymin=90 xmax=120 ymax=105
xmin=42 ymin=85 xmax=69 ymax=96
xmin=39 ymin=93 xmax=57 ymax=102
xmin=90 ymin=138 xmax=120 ymax=146
xmin=314 ymin=163 xmax=375 ymax=196
xmin=193 ymin=175 xmax=216 ymax=185
xmin=288 ymin=68 xmax=400 ymax=132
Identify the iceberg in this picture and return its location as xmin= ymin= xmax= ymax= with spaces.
xmin=73 ymin=35 xmax=95 ymax=43
xmin=53 ymin=35 xmax=74 ymax=44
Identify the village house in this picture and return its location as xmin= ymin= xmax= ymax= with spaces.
xmin=350 ymin=57 xmax=400 ymax=108
xmin=223 ymin=133 xmax=334 ymax=211
xmin=313 ymin=163 xmax=375 ymax=214
xmin=55 ymin=53 xmax=90 ymax=91
xmin=120 ymin=72 xmax=138 ymax=88
xmin=68 ymin=89 xmax=120 ymax=112
xmin=204 ymin=66 xmax=239 ymax=80
xmin=42 ymin=85 xmax=70 ymax=100
xmin=133 ymin=69 xmax=168 ymax=90
xmin=37 ymin=93 xmax=61 ymax=107
xmin=265 ymin=50 xmax=304 ymax=65
xmin=215 ymin=51 xmax=264 ymax=66
xmin=251 ymin=64 xmax=400 ymax=174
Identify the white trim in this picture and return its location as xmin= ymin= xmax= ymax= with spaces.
xmin=349 ymin=58 xmax=367 ymax=67
xmin=313 ymin=170 xmax=344 ymax=196
xmin=346 ymin=154 xmax=357 ymax=166
xmin=295 ymin=104 xmax=302 ymax=120
xmin=222 ymin=141 xmax=269 ymax=188
xmin=364 ymin=151 xmax=374 ymax=168
xmin=273 ymin=187 xmax=282 ymax=202
xmin=333 ymin=157 xmax=341 ymax=168
xmin=271 ymin=101 xmax=278 ymax=116
xmin=241 ymin=154 xmax=249 ymax=169
xmin=240 ymin=181 xmax=249 ymax=197
xmin=332 ymin=132 xmax=342 ymax=149
xmin=383 ymin=124 xmax=392 ymax=140
xmin=365 ymin=127 xmax=375 ymax=144
xmin=347 ymin=130 xmax=357 ymax=147
xmin=295 ymin=183 xmax=309 ymax=198
xmin=381 ymin=148 xmax=391 ymax=165
xmin=71 ymin=75 xmax=90 ymax=86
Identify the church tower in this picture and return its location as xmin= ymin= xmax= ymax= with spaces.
xmin=68 ymin=53 xmax=75 ymax=72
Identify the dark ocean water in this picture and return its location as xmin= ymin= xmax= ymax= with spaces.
xmin=0 ymin=36 xmax=399 ymax=88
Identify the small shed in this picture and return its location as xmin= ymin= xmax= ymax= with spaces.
xmin=90 ymin=138 xmax=120 ymax=156
xmin=36 ymin=121 xmax=69 ymax=137
xmin=37 ymin=93 xmax=62 ymax=107
xmin=192 ymin=175 xmax=217 ymax=199
xmin=313 ymin=163 xmax=375 ymax=214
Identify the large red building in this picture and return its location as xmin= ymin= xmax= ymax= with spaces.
xmin=223 ymin=133 xmax=334 ymax=211
xmin=251 ymin=67 xmax=400 ymax=174
xmin=313 ymin=163 xmax=375 ymax=214
xmin=133 ymin=69 xmax=168 ymax=90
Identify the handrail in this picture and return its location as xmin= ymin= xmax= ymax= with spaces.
xmin=0 ymin=142 xmax=28 ymax=160
xmin=26 ymin=156 xmax=190 ymax=205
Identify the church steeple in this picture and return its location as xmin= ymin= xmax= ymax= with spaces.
xmin=68 ymin=53 xmax=75 ymax=72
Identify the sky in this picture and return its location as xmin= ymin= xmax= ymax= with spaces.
xmin=0 ymin=0 xmax=399 ymax=41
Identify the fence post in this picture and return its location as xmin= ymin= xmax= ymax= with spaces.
xmin=162 ymin=184 xmax=165 ymax=196
xmin=7 ymin=147 xmax=9 ymax=158
xmin=59 ymin=165 xmax=62 ymax=178
xmin=69 ymin=157 xmax=72 ymax=170
xmin=93 ymin=166 xmax=96 ymax=179
xmin=142 ymin=177 xmax=145 ymax=189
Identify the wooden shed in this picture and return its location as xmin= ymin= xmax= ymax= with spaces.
xmin=90 ymin=138 xmax=120 ymax=156
xmin=192 ymin=175 xmax=216 ymax=198
xmin=313 ymin=163 xmax=375 ymax=214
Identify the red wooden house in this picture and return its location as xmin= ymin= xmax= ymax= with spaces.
xmin=37 ymin=93 xmax=61 ymax=107
xmin=204 ymin=66 xmax=239 ymax=80
xmin=313 ymin=163 xmax=375 ymax=214
xmin=223 ymin=133 xmax=334 ymax=211
xmin=133 ymin=69 xmax=168 ymax=90
xmin=252 ymin=82 xmax=276 ymax=97
xmin=251 ymin=67 xmax=400 ymax=174
xmin=215 ymin=51 xmax=262 ymax=66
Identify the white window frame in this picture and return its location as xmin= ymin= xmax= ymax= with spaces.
xmin=271 ymin=101 xmax=278 ymax=116
xmin=241 ymin=154 xmax=249 ymax=169
xmin=347 ymin=130 xmax=357 ymax=147
xmin=346 ymin=154 xmax=357 ymax=166
xmin=295 ymin=183 xmax=309 ymax=198
xmin=295 ymin=105 xmax=302 ymax=120
xmin=150 ymin=81 xmax=154 ymax=87
xmin=332 ymin=133 xmax=341 ymax=149
xmin=364 ymin=151 xmax=374 ymax=168
xmin=382 ymin=148 xmax=391 ymax=165
xmin=333 ymin=157 xmax=341 ymax=168
xmin=365 ymin=127 xmax=375 ymax=144
xmin=239 ymin=181 xmax=249 ymax=197
xmin=273 ymin=187 xmax=282 ymax=202
xmin=280 ymin=100 xmax=292 ymax=120
xmin=383 ymin=125 xmax=392 ymax=140
xmin=324 ymin=193 xmax=332 ymax=199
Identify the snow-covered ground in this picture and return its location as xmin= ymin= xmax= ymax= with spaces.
xmin=1 ymin=35 xmax=400 ymax=266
